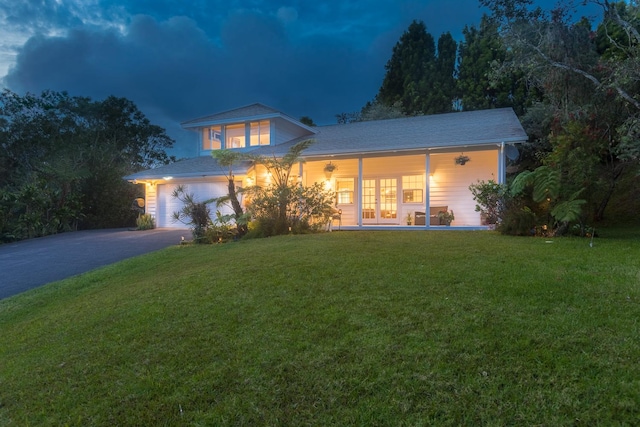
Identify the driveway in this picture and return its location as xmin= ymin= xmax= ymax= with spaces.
xmin=0 ymin=228 xmax=191 ymax=300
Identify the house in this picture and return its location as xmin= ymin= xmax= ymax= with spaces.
xmin=125 ymin=104 xmax=527 ymax=229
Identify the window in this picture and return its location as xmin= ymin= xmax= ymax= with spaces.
xmin=202 ymin=126 xmax=221 ymax=150
xmin=250 ymin=120 xmax=270 ymax=146
xmin=402 ymin=175 xmax=424 ymax=203
xmin=225 ymin=124 xmax=245 ymax=148
xmin=336 ymin=178 xmax=354 ymax=204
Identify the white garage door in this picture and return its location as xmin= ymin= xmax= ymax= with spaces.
xmin=156 ymin=182 xmax=231 ymax=228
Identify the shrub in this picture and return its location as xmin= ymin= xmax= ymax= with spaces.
xmin=135 ymin=214 xmax=155 ymax=230
xmin=469 ymin=179 xmax=507 ymax=225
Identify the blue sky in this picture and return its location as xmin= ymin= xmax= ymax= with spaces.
xmin=0 ymin=0 xmax=592 ymax=157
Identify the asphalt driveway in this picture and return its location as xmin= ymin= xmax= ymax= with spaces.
xmin=0 ymin=228 xmax=190 ymax=300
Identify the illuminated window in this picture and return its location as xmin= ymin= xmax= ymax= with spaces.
xmin=202 ymin=126 xmax=221 ymax=150
xmin=336 ymin=178 xmax=354 ymax=204
xmin=402 ymin=175 xmax=424 ymax=203
xmin=250 ymin=121 xmax=270 ymax=146
xmin=225 ymin=124 xmax=245 ymax=148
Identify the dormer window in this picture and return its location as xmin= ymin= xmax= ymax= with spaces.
xmin=250 ymin=121 xmax=270 ymax=146
xmin=226 ymin=124 xmax=246 ymax=148
xmin=202 ymin=126 xmax=221 ymax=150
xmin=201 ymin=120 xmax=272 ymax=151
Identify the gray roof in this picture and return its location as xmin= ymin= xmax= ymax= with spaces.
xmin=127 ymin=108 xmax=527 ymax=180
xmin=250 ymin=108 xmax=527 ymax=158
xmin=181 ymin=103 xmax=303 ymax=128
xmin=124 ymin=156 xmax=253 ymax=181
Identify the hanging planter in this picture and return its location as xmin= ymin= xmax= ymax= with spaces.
xmin=455 ymin=154 xmax=470 ymax=165
xmin=324 ymin=162 xmax=337 ymax=179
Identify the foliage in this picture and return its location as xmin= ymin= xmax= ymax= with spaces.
xmin=246 ymin=140 xmax=328 ymax=236
xmin=469 ymin=179 xmax=507 ymax=224
xmin=135 ymin=214 xmax=155 ymax=230
xmin=437 ymin=209 xmax=455 ymax=225
xmin=171 ymin=185 xmax=212 ymax=243
xmin=3 ymin=230 xmax=640 ymax=425
xmin=498 ymin=205 xmax=537 ymax=235
xmin=377 ymin=20 xmax=457 ymax=115
xmin=480 ymin=0 xmax=640 ymax=222
xmin=211 ymin=150 xmax=250 ymax=237
xmin=456 ymin=14 xmax=538 ymax=114
xmin=0 ymin=90 xmax=174 ymax=241
xmin=248 ymin=181 xmax=335 ymax=236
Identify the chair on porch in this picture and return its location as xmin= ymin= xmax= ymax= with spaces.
xmin=328 ymin=208 xmax=342 ymax=231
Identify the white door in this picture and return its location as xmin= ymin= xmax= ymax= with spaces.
xmin=361 ymin=178 xmax=398 ymax=224
xmin=156 ymin=182 xmax=229 ymax=228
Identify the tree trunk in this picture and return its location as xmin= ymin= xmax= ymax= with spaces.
xmin=594 ymin=164 xmax=624 ymax=222
xmin=227 ymin=178 xmax=247 ymax=237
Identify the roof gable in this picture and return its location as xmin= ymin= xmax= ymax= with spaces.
xmin=181 ymin=103 xmax=310 ymax=131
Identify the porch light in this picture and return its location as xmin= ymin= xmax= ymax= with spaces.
xmin=163 ymin=176 xmax=173 ymax=180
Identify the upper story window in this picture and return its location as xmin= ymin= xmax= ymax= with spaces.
xmin=250 ymin=121 xmax=270 ymax=146
xmin=226 ymin=124 xmax=246 ymax=149
xmin=202 ymin=126 xmax=221 ymax=151
xmin=201 ymin=120 xmax=272 ymax=151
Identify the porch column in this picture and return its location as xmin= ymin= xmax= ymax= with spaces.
xmin=357 ymin=157 xmax=363 ymax=227
xmin=425 ymin=152 xmax=430 ymax=228
xmin=498 ymin=142 xmax=506 ymax=184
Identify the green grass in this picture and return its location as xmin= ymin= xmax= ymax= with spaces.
xmin=1 ymin=229 xmax=640 ymax=426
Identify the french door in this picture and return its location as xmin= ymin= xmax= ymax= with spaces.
xmin=362 ymin=178 xmax=398 ymax=224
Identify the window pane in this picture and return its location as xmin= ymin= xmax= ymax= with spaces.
xmin=402 ymin=175 xmax=424 ymax=203
xmin=250 ymin=120 xmax=270 ymax=146
xmin=202 ymin=126 xmax=221 ymax=150
xmin=226 ymin=124 xmax=245 ymax=148
xmin=336 ymin=179 xmax=354 ymax=204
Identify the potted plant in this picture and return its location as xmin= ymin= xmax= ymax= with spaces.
xmin=455 ymin=154 xmax=470 ymax=165
xmin=324 ymin=162 xmax=337 ymax=179
xmin=406 ymin=212 xmax=412 ymax=225
xmin=438 ymin=209 xmax=455 ymax=226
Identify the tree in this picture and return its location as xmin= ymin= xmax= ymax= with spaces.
xmin=377 ymin=20 xmax=436 ymax=115
xmin=299 ymin=116 xmax=316 ymax=126
xmin=433 ymin=32 xmax=458 ymax=113
xmin=211 ymin=150 xmax=250 ymax=237
xmin=456 ymin=14 xmax=536 ymax=113
xmin=481 ymin=0 xmax=640 ymax=222
xmin=0 ymin=90 xmax=174 ymax=241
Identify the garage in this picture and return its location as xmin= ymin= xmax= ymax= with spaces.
xmin=156 ymin=181 xmax=231 ymax=228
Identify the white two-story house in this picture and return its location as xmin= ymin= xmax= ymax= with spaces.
xmin=125 ymin=104 xmax=527 ymax=229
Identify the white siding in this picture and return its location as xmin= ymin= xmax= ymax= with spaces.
xmin=429 ymin=150 xmax=499 ymax=226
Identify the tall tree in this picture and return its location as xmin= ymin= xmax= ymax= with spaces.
xmin=433 ymin=32 xmax=458 ymax=113
xmin=457 ymin=14 xmax=535 ymax=113
xmin=377 ymin=20 xmax=436 ymax=115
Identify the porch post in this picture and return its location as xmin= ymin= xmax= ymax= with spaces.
xmin=357 ymin=157 xmax=363 ymax=227
xmin=425 ymin=152 xmax=430 ymax=228
xmin=498 ymin=142 xmax=506 ymax=184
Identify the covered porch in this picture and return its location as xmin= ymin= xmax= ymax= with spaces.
xmin=298 ymin=146 xmax=505 ymax=229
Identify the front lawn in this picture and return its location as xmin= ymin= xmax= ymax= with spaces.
xmin=1 ymin=230 xmax=639 ymax=425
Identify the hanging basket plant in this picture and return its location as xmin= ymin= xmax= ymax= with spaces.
xmin=324 ymin=162 xmax=337 ymax=178
xmin=455 ymin=154 xmax=470 ymax=165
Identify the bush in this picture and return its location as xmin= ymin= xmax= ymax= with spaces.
xmin=498 ymin=207 xmax=537 ymax=236
xmin=136 ymin=214 xmax=155 ymax=230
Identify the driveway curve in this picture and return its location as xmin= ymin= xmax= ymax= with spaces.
xmin=0 ymin=228 xmax=190 ymax=300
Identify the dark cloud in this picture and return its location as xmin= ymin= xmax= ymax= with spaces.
xmin=2 ymin=0 xmax=599 ymax=157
